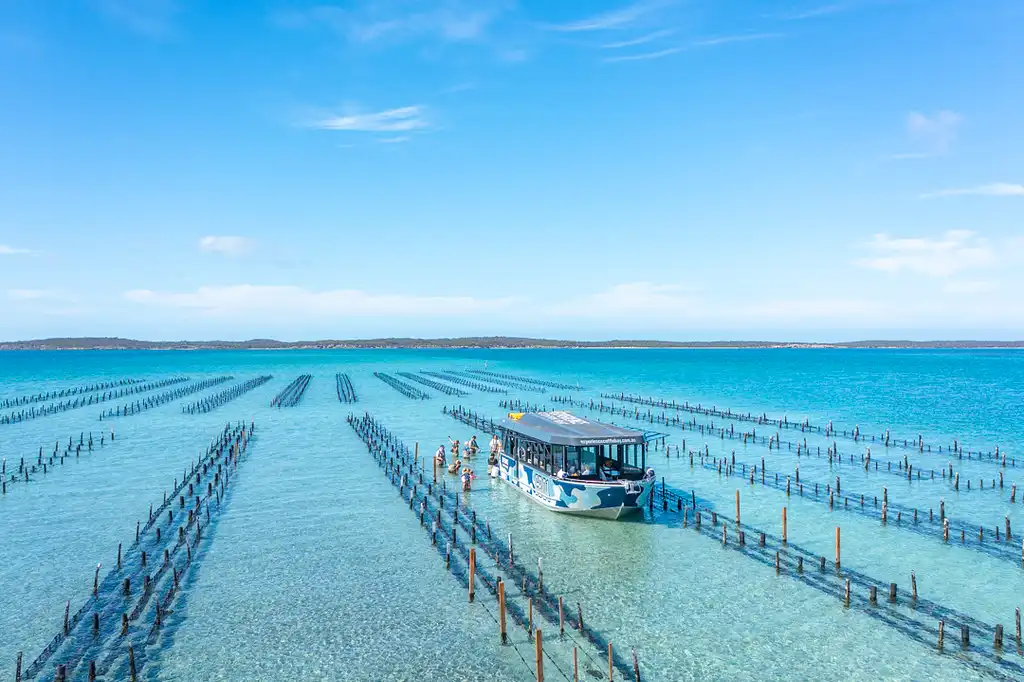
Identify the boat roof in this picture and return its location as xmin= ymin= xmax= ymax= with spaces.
xmin=500 ymin=411 xmax=647 ymax=446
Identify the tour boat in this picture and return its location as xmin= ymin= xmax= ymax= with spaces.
xmin=494 ymin=411 xmax=659 ymax=519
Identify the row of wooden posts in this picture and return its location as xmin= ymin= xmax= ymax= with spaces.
xmin=2 ymin=377 xmax=190 ymax=425
xmin=726 ymin=488 xmax=1022 ymax=654
xmin=349 ymin=414 xmax=640 ymax=681
xmin=99 ymin=376 xmax=233 ymax=419
xmin=2 ymin=430 xmax=116 ymax=495
xmin=691 ymin=449 xmax=1024 ymax=568
xmin=598 ymin=392 xmax=1009 ymax=463
xmin=182 ymin=375 xmax=273 ymax=414
xmin=13 ymin=422 xmax=255 ymax=682
xmin=0 ymin=378 xmax=140 ymax=409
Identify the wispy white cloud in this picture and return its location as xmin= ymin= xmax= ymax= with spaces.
xmin=0 ymin=245 xmax=32 ymax=255
xmin=853 ymin=230 xmax=996 ymax=277
xmin=892 ymin=110 xmax=962 ymax=159
xmin=920 ymin=183 xmax=1024 ymax=199
xmin=91 ymin=0 xmax=179 ymax=36
xmin=310 ymin=106 xmax=430 ymax=133
xmin=604 ymin=33 xmax=782 ymax=63
xmin=779 ymin=0 xmax=893 ymax=21
xmin=601 ymin=28 xmax=675 ymax=48
xmin=277 ymin=1 xmax=509 ymax=45
xmin=548 ymin=1 xmax=665 ymax=32
xmin=124 ymin=285 xmax=518 ymax=317
xmin=547 ymin=282 xmax=702 ymax=317
xmin=378 ymin=135 xmax=410 ymax=144
xmin=691 ymin=33 xmax=785 ymax=47
xmin=7 ymin=289 xmax=70 ymax=301
xmin=604 ymin=46 xmax=684 ymax=63
xmin=781 ymin=3 xmax=852 ymax=20
xmin=198 ymin=236 xmax=254 ymax=256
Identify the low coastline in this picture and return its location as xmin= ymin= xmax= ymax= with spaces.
xmin=1 ymin=337 xmax=1023 ymax=351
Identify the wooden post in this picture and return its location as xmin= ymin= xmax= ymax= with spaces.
xmin=735 ymin=489 xmax=740 ymax=524
xmin=1016 ymin=607 xmax=1021 ymax=644
xmin=468 ymin=548 xmax=476 ymax=602
xmin=938 ymin=620 xmax=945 ymax=649
xmin=573 ymin=648 xmax=579 ymax=682
xmin=961 ymin=624 xmax=970 ymax=647
xmin=608 ymin=643 xmax=614 ymax=681
xmin=559 ymin=596 xmax=565 ymax=635
xmin=782 ymin=507 xmax=788 ymax=544
xmin=535 ymin=629 xmax=544 ymax=682
xmin=432 ymin=445 xmax=437 ymax=484
xmin=498 ymin=580 xmax=507 ymax=644
xmin=529 ymin=598 xmax=534 ymax=636
xmin=911 ymin=572 xmax=917 ymax=601
xmin=835 ymin=527 xmax=841 ymax=568
xmin=995 ymin=624 xmax=1004 ymax=649
xmin=128 ymin=643 xmax=137 ymax=681
xmin=15 ymin=652 xmax=21 ymax=682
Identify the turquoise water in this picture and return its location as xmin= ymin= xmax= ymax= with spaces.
xmin=1 ymin=349 xmax=1023 ymax=681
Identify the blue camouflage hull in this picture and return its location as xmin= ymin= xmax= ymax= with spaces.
xmin=497 ymin=454 xmax=653 ymax=519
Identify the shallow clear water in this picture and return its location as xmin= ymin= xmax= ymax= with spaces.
xmin=1 ymin=349 xmax=1023 ymax=681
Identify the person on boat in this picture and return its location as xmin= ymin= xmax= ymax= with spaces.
xmin=468 ymin=436 xmax=479 ymax=456
xmin=435 ymin=445 xmax=446 ymax=466
xmin=556 ymin=467 xmax=567 ymax=479
xmin=581 ymin=465 xmax=591 ymax=477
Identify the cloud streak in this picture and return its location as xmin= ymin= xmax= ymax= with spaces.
xmin=853 ymin=230 xmax=995 ymax=277
xmin=198 ymin=236 xmax=254 ymax=256
xmin=278 ymin=1 xmax=508 ymax=45
xmin=548 ymin=1 xmax=664 ymax=32
xmin=604 ymin=33 xmax=783 ymax=63
xmin=920 ymin=183 xmax=1024 ymax=199
xmin=310 ymin=106 xmax=429 ymax=133
xmin=124 ymin=285 xmax=518 ymax=317
xmin=893 ymin=110 xmax=962 ymax=159
xmin=602 ymin=29 xmax=675 ymax=49
xmin=92 ymin=0 xmax=179 ymax=36
xmin=0 ymin=245 xmax=31 ymax=255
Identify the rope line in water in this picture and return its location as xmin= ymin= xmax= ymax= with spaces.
xmin=270 ymin=375 xmax=312 ymax=408
xmin=17 ymin=422 xmax=255 ymax=682
xmin=545 ymin=397 xmax=1024 ymax=566
xmin=468 ymin=369 xmax=581 ymax=391
xmin=0 ymin=378 xmax=142 ymax=410
xmin=442 ymin=370 xmax=545 ymax=393
xmin=2 ymin=430 xmax=117 ymax=494
xmin=442 ymin=405 xmax=1024 ymax=680
xmin=181 ymin=375 xmax=273 ymax=414
xmin=601 ymin=392 xmax=1014 ymax=466
xmin=347 ymin=413 xmax=639 ymax=681
xmin=99 ymin=377 xmax=233 ymax=419
xmin=396 ymin=372 xmax=468 ymax=397
xmin=335 ymin=373 xmax=357 ymax=403
xmin=374 ymin=372 xmax=430 ymax=400
xmin=3 ymin=377 xmax=191 ymax=425
xmin=421 ymin=371 xmax=506 ymax=394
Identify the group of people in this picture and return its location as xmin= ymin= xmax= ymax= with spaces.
xmin=431 ymin=434 xmax=505 ymax=490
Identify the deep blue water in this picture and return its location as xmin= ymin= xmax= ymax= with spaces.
xmin=1 ymin=349 xmax=1022 ymax=681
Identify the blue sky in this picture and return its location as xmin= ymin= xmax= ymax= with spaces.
xmin=0 ymin=0 xmax=1022 ymax=342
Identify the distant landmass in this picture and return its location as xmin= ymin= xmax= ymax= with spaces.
xmin=1 ymin=337 xmax=1023 ymax=350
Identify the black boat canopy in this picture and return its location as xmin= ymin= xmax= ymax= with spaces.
xmin=500 ymin=411 xmax=646 ymax=447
